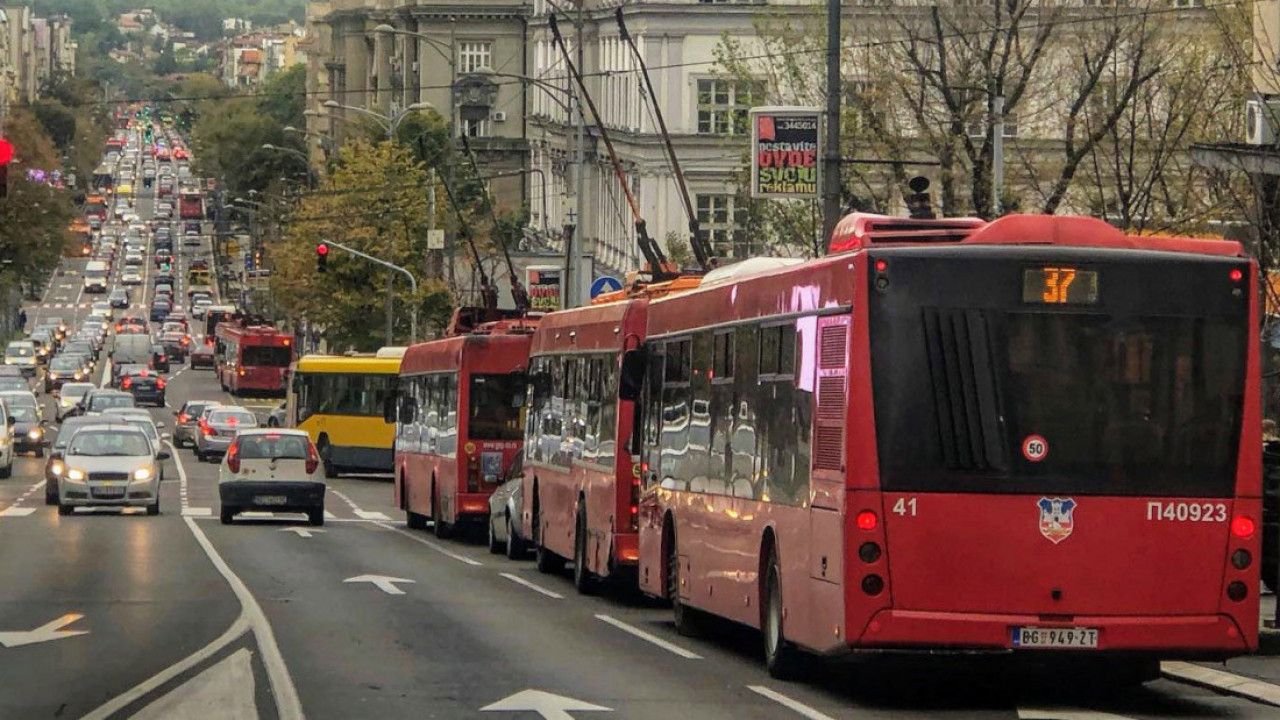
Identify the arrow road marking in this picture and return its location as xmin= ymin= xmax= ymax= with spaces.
xmin=0 ymin=613 xmax=89 ymax=648
xmin=482 ymin=689 xmax=611 ymax=720
xmin=344 ymin=575 xmax=414 ymax=595
xmin=279 ymin=527 xmax=325 ymax=539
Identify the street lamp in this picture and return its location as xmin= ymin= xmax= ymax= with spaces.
xmin=321 ymin=100 xmax=431 ymax=143
xmin=261 ymin=143 xmax=317 ymax=188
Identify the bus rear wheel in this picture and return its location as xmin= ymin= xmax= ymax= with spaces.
xmin=317 ymin=437 xmax=337 ymax=479
xmin=669 ymin=527 xmax=703 ymax=637
xmin=763 ymin=551 xmax=804 ymax=680
xmin=432 ymin=486 xmax=451 ymax=538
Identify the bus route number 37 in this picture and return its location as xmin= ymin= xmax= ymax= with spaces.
xmin=1146 ymin=501 xmax=1227 ymax=522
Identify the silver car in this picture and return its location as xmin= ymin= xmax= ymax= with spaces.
xmin=173 ymin=400 xmax=220 ymax=448
xmin=195 ymin=406 xmax=258 ymax=462
xmin=486 ymin=450 xmax=527 ymax=559
xmin=58 ymin=423 xmax=167 ymax=515
xmin=55 ymin=382 xmax=95 ymax=422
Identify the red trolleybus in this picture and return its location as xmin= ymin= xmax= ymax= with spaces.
xmin=636 ymin=213 xmax=1261 ymax=680
xmin=394 ymin=315 xmax=536 ymax=537
xmin=215 ymin=320 xmax=294 ymax=396
xmin=521 ymin=299 xmax=649 ymax=589
xmin=179 ymin=191 xmax=204 ymax=220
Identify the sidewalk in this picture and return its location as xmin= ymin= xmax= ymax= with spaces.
xmin=1164 ymin=591 xmax=1280 ymax=706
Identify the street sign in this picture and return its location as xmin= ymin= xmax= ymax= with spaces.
xmin=749 ymin=106 xmax=821 ymax=200
xmin=427 ymin=229 xmax=445 ymax=250
xmin=589 ymin=276 xmax=623 ymax=299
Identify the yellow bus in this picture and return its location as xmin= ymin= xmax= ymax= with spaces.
xmin=286 ymin=351 xmax=404 ymax=477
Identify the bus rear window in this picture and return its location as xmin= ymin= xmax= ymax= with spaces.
xmin=242 ymin=346 xmax=292 ymax=367
xmin=468 ymin=373 xmax=526 ymax=440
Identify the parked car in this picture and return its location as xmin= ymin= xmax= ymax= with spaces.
xmin=218 ymin=429 xmax=324 ymax=525
xmin=173 ymin=400 xmax=221 ymax=448
xmin=57 ymin=423 xmax=166 ymax=516
xmin=196 ymin=406 xmax=258 ymax=462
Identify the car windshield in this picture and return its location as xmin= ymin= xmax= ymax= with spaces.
xmin=67 ymin=430 xmax=151 ymax=457
xmin=120 ymin=418 xmax=158 ymax=441
xmin=9 ymin=406 xmax=38 ymax=422
xmin=0 ymin=379 xmax=26 ymax=391
xmin=237 ymin=434 xmax=309 ymax=460
xmin=183 ymin=403 xmax=216 ymax=418
xmin=54 ymin=422 xmax=91 ymax=449
xmin=1 ymin=394 xmax=37 ymax=410
xmin=212 ymin=411 xmax=256 ymax=426
xmin=90 ymin=395 xmax=134 ymax=410
xmin=61 ymin=383 xmax=93 ymax=399
xmin=6 ymin=345 xmax=33 ymax=357
xmin=50 ymin=358 xmax=80 ymax=371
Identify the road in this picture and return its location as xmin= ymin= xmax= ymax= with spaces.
xmin=2 ymin=145 xmax=1279 ymax=720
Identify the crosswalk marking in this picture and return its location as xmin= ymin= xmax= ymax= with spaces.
xmin=0 ymin=507 xmax=37 ymax=517
xmin=182 ymin=507 xmax=212 ymax=517
xmin=354 ymin=510 xmax=390 ymax=521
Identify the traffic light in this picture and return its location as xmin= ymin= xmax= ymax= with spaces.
xmin=316 ymin=242 xmax=328 ymax=273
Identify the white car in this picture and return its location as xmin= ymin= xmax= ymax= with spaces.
xmin=219 ymin=429 xmax=325 ymax=525
xmin=58 ymin=423 xmax=166 ymax=516
xmin=121 ymin=270 xmax=143 ymax=286
xmin=0 ymin=398 xmax=14 ymax=477
xmin=89 ymin=302 xmax=113 ymax=319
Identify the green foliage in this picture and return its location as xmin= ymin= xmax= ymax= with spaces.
xmin=33 ymin=101 xmax=78 ymax=149
xmin=0 ymin=109 xmax=76 ymax=287
xmin=33 ymin=0 xmax=308 ymax=40
xmin=272 ymin=140 xmax=453 ymax=350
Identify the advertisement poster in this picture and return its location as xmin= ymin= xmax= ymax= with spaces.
xmin=526 ymin=265 xmax=562 ymax=311
xmin=750 ymin=107 xmax=822 ymax=200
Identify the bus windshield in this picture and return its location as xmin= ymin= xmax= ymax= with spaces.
xmin=242 ymin=346 xmax=292 ymax=367
xmin=870 ymin=255 xmax=1248 ymax=498
xmin=468 ymin=373 xmax=527 ymax=440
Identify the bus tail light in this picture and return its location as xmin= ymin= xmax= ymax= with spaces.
xmin=856 ymin=510 xmax=878 ymax=531
xmin=1231 ymin=515 xmax=1255 ymax=539
xmin=1231 ymin=549 xmax=1252 ymax=570
xmin=225 ymin=442 xmax=241 ymax=473
xmin=306 ymin=442 xmax=320 ymax=474
xmin=468 ymin=455 xmax=480 ymax=492
xmin=1227 ymin=581 xmax=1249 ymax=602
xmin=629 ymin=475 xmax=641 ymax=531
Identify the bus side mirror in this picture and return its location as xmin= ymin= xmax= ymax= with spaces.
xmin=618 ymin=349 xmax=646 ymax=401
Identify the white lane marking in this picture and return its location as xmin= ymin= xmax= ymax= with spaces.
xmin=130 ymin=647 xmax=258 ymax=720
xmin=324 ymin=510 xmax=336 ymax=519
xmin=595 ymin=614 xmax=703 ymax=659
xmin=747 ymin=686 xmax=836 ymax=720
xmin=173 ymin=446 xmax=304 ymax=719
xmin=354 ymin=510 xmax=390 ymax=520
xmin=373 ymin=520 xmax=484 ymax=566
xmin=344 ymin=574 xmax=414 ymax=595
xmin=169 ymin=441 xmax=188 ymax=512
xmin=0 ymin=507 xmax=37 ymax=517
xmin=81 ymin=614 xmax=251 ymax=720
xmin=100 ymin=359 xmax=113 ymax=389
xmin=481 ymin=690 xmax=611 ymax=717
xmin=500 ymin=573 xmax=564 ymax=599
xmin=279 ymin=527 xmax=324 ymax=538
xmin=182 ymin=507 xmax=212 ymax=517
xmin=239 ymin=511 xmax=277 ymax=519
xmin=0 ymin=613 xmax=89 ymax=648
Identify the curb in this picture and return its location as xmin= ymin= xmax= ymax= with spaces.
xmin=1162 ymin=661 xmax=1280 ymax=707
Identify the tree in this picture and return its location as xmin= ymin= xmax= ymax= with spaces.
xmin=33 ymin=101 xmax=78 ymax=150
xmin=0 ymin=108 xmax=76 ymax=290
xmin=272 ymin=140 xmax=453 ymax=349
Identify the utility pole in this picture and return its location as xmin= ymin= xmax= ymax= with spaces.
xmin=991 ymin=93 xmax=1004 ymax=217
xmin=820 ymin=0 xmax=843 ymax=248
xmin=570 ymin=2 xmax=586 ymax=308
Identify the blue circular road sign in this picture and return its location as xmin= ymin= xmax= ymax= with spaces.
xmin=590 ymin=276 xmax=624 ymax=299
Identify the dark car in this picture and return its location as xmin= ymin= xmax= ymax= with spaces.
xmin=9 ymin=405 xmax=47 ymax=457
xmin=150 ymin=344 xmax=171 ymax=373
xmin=109 ymin=288 xmax=131 ymax=309
xmin=184 ymin=221 xmax=201 ymax=234
xmin=44 ymin=354 xmax=89 ymax=392
xmin=189 ymin=344 xmax=215 ymax=370
xmin=80 ymin=388 xmax=136 ymax=415
xmin=111 ymin=362 xmax=148 ymax=389
xmin=159 ymin=332 xmax=188 ymax=361
xmin=149 ymin=302 xmax=172 ymax=322
xmin=121 ymin=368 xmax=165 ymax=407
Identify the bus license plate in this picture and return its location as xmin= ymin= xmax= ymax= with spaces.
xmin=1013 ymin=627 xmax=1098 ymax=649
xmin=254 ymin=496 xmax=287 ymax=506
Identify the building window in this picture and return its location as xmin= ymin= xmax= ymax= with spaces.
xmin=696 ymin=79 xmax=758 ymax=136
xmin=462 ymin=117 xmax=490 ymax=138
xmin=696 ymin=194 xmax=747 ymax=257
xmin=457 ymin=41 xmax=493 ymax=74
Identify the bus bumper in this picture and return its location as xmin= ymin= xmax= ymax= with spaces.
xmin=855 ymin=610 xmax=1253 ymax=658
xmin=329 ymin=445 xmax=393 ymax=474
xmin=456 ymin=493 xmax=491 ymax=517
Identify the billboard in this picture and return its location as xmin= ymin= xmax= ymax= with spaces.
xmin=526 ymin=265 xmax=563 ymax=312
xmin=750 ymin=107 xmax=821 ymax=200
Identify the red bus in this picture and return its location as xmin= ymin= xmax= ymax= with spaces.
xmin=214 ymin=320 xmax=294 ymax=396
xmin=635 ymin=213 xmax=1261 ymax=680
xmin=517 ymin=299 xmax=650 ymax=589
xmin=394 ymin=315 xmax=536 ymax=537
xmin=179 ymin=191 xmax=204 ymax=220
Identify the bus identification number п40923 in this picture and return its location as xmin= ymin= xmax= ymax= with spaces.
xmin=1146 ymin=501 xmax=1227 ymax=522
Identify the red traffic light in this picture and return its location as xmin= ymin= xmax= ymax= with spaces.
xmin=0 ymin=139 xmax=13 ymax=165
xmin=316 ymin=243 xmax=329 ymax=256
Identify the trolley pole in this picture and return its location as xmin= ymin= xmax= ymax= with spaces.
xmin=321 ymin=238 xmax=419 ymax=343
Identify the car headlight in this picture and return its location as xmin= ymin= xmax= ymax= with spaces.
xmin=66 ymin=468 xmax=85 ymax=481
xmin=133 ymin=467 xmax=153 ymax=481
xmin=49 ymin=372 xmax=59 ymax=380
xmin=74 ymin=371 xmax=83 ymax=379
xmin=27 ymin=428 xmax=42 ymax=440
xmin=50 ymin=460 xmax=64 ymax=476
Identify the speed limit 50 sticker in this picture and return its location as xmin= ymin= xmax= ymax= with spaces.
xmin=1022 ymin=435 xmax=1049 ymax=462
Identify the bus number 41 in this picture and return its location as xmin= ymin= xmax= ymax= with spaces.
xmin=892 ymin=497 xmax=917 ymax=517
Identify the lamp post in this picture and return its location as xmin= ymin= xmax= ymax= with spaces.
xmin=261 ymin=143 xmax=317 ymax=189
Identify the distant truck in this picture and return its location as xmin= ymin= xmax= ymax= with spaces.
xmin=83 ymin=261 xmax=108 ymax=293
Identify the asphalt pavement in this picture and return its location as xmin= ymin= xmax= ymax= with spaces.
xmin=3 ymin=150 xmax=1280 ymax=720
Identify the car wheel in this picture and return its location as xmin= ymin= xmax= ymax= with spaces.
xmin=58 ymin=503 xmax=71 ymax=516
xmin=146 ymin=498 xmax=160 ymax=516
xmin=267 ymin=417 xmax=279 ymax=428
xmin=45 ymin=490 xmax=57 ymax=506
xmin=488 ymin=516 xmax=503 ymax=554
xmin=573 ymin=505 xmax=597 ymax=595
xmin=34 ymin=447 xmax=43 ymax=458
xmin=220 ymin=505 xmax=235 ymax=524
xmin=0 ymin=460 xmax=11 ymax=479
xmin=505 ymin=516 xmax=525 ymax=560
xmin=308 ymin=508 xmax=324 ymax=526
xmin=318 ymin=438 xmax=336 ymax=479
xmin=197 ymin=450 xmax=208 ymax=463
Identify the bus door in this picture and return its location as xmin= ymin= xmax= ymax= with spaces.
xmin=808 ymin=315 xmax=849 ymax=584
